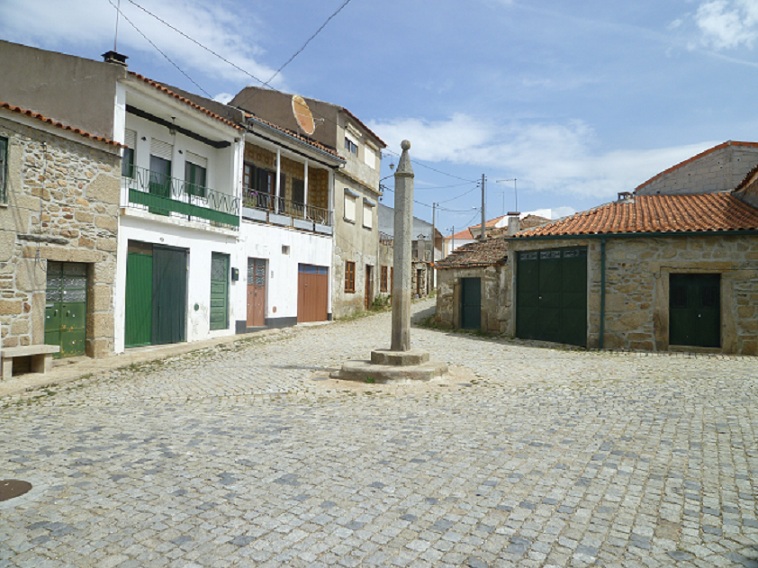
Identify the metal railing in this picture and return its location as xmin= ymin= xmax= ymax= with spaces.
xmin=123 ymin=166 xmax=240 ymax=229
xmin=242 ymin=189 xmax=332 ymax=227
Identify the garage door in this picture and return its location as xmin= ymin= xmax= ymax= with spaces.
xmin=298 ymin=264 xmax=329 ymax=323
xmin=516 ymin=247 xmax=587 ymax=347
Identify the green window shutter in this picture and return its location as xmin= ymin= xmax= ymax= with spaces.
xmin=0 ymin=136 xmax=7 ymax=203
xmin=210 ymin=253 xmax=229 ymax=330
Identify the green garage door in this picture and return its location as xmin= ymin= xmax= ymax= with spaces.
xmin=669 ymin=273 xmax=720 ymax=348
xmin=516 ymin=247 xmax=587 ymax=347
xmin=124 ymin=241 xmax=187 ymax=347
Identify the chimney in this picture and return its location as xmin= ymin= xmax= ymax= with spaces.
xmin=617 ymin=191 xmax=634 ymax=202
xmin=507 ymin=214 xmax=521 ymax=236
xmin=102 ymin=50 xmax=128 ymax=67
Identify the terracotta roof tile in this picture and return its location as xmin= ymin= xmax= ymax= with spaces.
xmin=0 ymin=101 xmax=122 ymax=148
xmin=128 ymin=72 xmax=243 ymax=131
xmin=516 ymin=193 xmax=758 ymax=238
xmin=635 ymin=140 xmax=758 ymax=191
xmin=437 ymin=237 xmax=509 ymax=269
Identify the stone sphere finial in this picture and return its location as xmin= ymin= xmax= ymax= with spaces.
xmin=401 ymin=140 xmax=411 ymax=151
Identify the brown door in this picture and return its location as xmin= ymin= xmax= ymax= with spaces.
xmin=246 ymin=258 xmax=266 ymax=327
xmin=364 ymin=265 xmax=373 ymax=309
xmin=298 ymin=264 xmax=328 ymax=322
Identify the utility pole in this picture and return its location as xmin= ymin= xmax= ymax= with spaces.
xmin=480 ymin=174 xmax=486 ymax=240
xmin=431 ymin=202 xmax=437 ymax=288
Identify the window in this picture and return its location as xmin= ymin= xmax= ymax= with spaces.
xmin=364 ymin=144 xmax=377 ymax=169
xmin=345 ymin=261 xmax=356 ymax=293
xmin=243 ymin=162 xmax=283 ymax=210
xmin=344 ymin=190 xmax=357 ymax=223
xmin=344 ymin=134 xmax=359 ymax=156
xmin=122 ymin=129 xmax=136 ymax=179
xmin=184 ymin=152 xmax=207 ymax=198
xmin=380 ymin=265 xmax=388 ymax=293
xmin=292 ymin=178 xmax=305 ymax=205
xmin=362 ymin=199 xmax=375 ymax=229
xmin=0 ymin=136 xmax=7 ymax=204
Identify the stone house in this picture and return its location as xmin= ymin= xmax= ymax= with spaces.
xmin=434 ymin=214 xmax=549 ymax=332
xmin=0 ymin=101 xmax=122 ymax=359
xmin=509 ymin=192 xmax=758 ymax=354
xmin=229 ymin=87 xmax=386 ymax=318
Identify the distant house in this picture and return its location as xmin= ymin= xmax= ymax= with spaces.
xmin=377 ymin=203 xmax=444 ymax=298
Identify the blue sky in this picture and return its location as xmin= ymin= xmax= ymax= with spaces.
xmin=2 ymin=0 xmax=758 ymax=233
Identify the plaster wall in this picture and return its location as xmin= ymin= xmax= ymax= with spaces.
xmin=0 ymin=40 xmax=124 ymax=140
xmin=235 ymin=221 xmax=333 ymax=325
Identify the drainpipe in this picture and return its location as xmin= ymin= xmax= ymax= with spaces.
xmin=599 ymin=237 xmax=607 ymax=350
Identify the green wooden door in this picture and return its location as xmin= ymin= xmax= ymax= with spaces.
xmin=45 ymin=262 xmax=87 ymax=357
xmin=152 ymin=246 xmax=187 ymax=344
xmin=516 ymin=247 xmax=587 ymax=347
xmin=125 ymin=245 xmax=153 ymax=347
xmin=669 ymin=273 xmax=720 ymax=347
xmin=210 ymin=252 xmax=229 ymax=331
xmin=460 ymin=277 xmax=481 ymax=330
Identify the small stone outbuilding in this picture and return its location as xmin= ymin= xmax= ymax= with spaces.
xmin=509 ymin=192 xmax=758 ymax=354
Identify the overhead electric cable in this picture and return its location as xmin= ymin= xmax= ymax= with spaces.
xmin=125 ymin=0 xmax=270 ymax=87
xmin=265 ymin=0 xmax=353 ymax=86
xmin=107 ymin=0 xmax=212 ymax=97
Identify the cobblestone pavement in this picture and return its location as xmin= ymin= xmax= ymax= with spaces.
xmin=2 ymin=299 xmax=757 ymax=567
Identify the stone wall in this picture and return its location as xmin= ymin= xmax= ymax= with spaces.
xmin=603 ymin=235 xmax=758 ymax=355
xmin=435 ymin=265 xmax=509 ymax=333
xmin=508 ymin=235 xmax=758 ymax=355
xmin=0 ymin=117 xmax=120 ymax=358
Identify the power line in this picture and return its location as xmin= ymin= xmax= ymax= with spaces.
xmin=108 ymin=0 xmax=212 ymax=97
xmin=125 ymin=0 xmax=269 ymax=87
xmin=266 ymin=0 xmax=354 ymax=86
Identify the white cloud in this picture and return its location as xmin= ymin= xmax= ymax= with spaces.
xmin=677 ymin=0 xmax=758 ymax=50
xmin=0 ymin=0 xmax=281 ymax=88
xmin=369 ymin=113 xmax=717 ymax=200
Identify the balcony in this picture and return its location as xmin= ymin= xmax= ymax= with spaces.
xmin=242 ymin=189 xmax=332 ymax=233
xmin=123 ymin=167 xmax=240 ymax=229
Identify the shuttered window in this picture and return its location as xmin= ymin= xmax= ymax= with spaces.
xmin=185 ymin=151 xmax=207 ymax=198
xmin=122 ymin=129 xmax=136 ymax=178
xmin=345 ymin=261 xmax=356 ymax=293
xmin=344 ymin=190 xmax=357 ymax=223
xmin=0 ymin=136 xmax=7 ymax=204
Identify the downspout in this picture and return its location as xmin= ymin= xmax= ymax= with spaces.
xmin=599 ymin=237 xmax=607 ymax=350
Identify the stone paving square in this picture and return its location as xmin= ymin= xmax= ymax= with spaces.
xmin=1 ymin=300 xmax=757 ymax=567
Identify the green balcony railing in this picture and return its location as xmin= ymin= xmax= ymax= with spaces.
xmin=123 ymin=166 xmax=240 ymax=229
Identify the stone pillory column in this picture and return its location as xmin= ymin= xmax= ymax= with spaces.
xmin=330 ymin=140 xmax=448 ymax=383
xmin=391 ymin=140 xmax=414 ymax=352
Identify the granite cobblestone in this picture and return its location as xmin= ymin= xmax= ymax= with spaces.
xmin=1 ymin=299 xmax=757 ymax=566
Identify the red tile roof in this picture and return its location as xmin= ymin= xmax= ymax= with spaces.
xmin=128 ymin=72 xmax=243 ymax=131
xmin=0 ymin=101 xmax=122 ymax=147
xmin=516 ymin=193 xmax=758 ymax=238
xmin=635 ymin=140 xmax=758 ymax=192
xmin=437 ymin=237 xmax=509 ymax=269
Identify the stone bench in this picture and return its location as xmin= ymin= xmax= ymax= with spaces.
xmin=1 ymin=345 xmax=61 ymax=380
